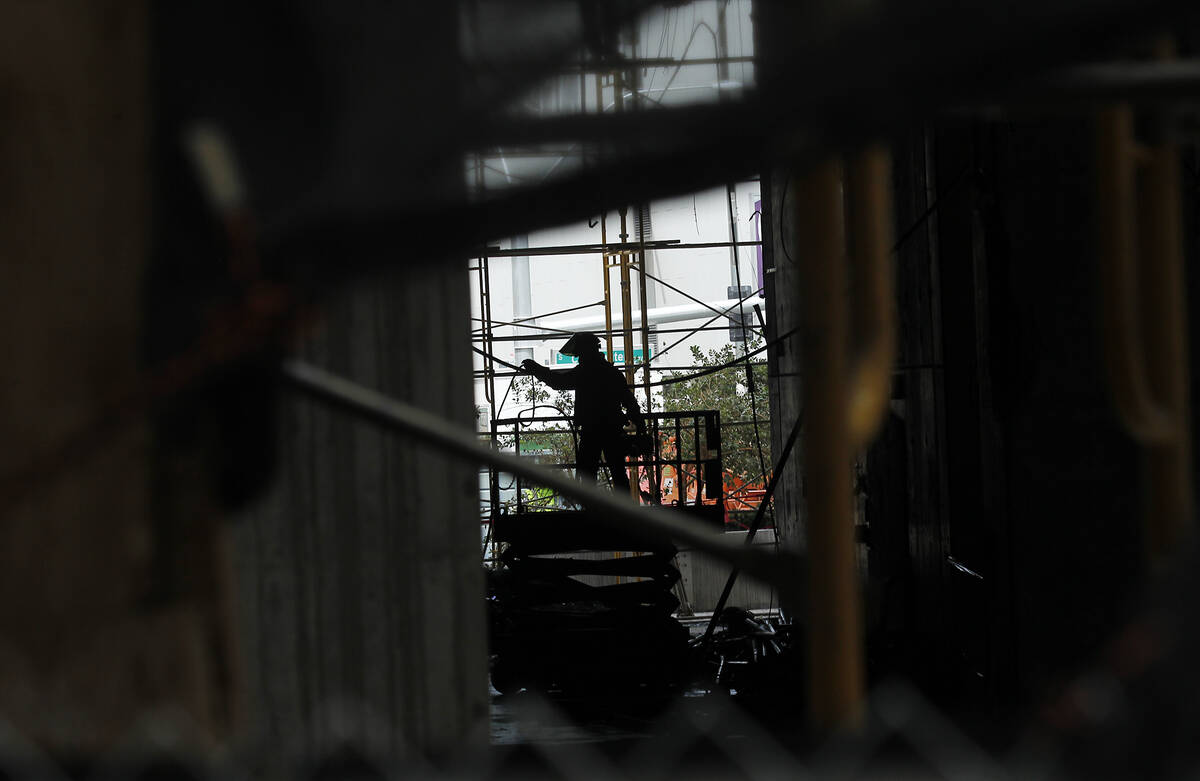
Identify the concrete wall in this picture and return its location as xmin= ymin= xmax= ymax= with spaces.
xmin=762 ymin=168 xmax=807 ymax=571
xmin=233 ymin=263 xmax=488 ymax=759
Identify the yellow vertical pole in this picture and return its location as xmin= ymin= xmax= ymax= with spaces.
xmin=847 ymin=146 xmax=898 ymax=449
xmin=637 ymin=218 xmax=655 ymax=503
xmin=596 ymin=68 xmax=614 ymax=362
xmin=1138 ymin=147 xmax=1193 ymax=557
xmin=1095 ymin=42 xmax=1194 ymax=562
xmin=618 ymin=208 xmax=639 ymax=503
xmin=1139 ymin=39 xmax=1193 ymax=558
xmin=601 ymin=214 xmax=614 ymax=360
xmin=795 ymin=159 xmax=866 ymax=730
xmin=619 ymin=209 xmax=636 ymax=385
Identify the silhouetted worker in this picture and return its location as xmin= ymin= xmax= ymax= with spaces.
xmin=520 ymin=332 xmax=646 ymax=493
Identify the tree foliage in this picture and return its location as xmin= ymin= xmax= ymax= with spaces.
xmin=660 ymin=338 xmax=771 ymax=500
xmin=493 ymin=376 xmax=577 ymax=510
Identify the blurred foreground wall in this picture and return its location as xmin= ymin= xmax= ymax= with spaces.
xmin=0 ymin=0 xmax=488 ymax=758
xmin=0 ymin=0 xmax=242 ymax=750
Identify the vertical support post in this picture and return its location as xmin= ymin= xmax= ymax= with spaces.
xmin=637 ymin=207 xmax=658 ymax=504
xmin=847 ymin=146 xmax=898 ymax=449
xmin=481 ymin=255 xmax=496 ymax=417
xmin=490 ymin=418 xmax=501 ymax=518
xmin=601 ymin=213 xmax=615 ymax=360
xmin=795 ymin=159 xmax=866 ymax=730
xmin=619 ymin=208 xmax=636 ymax=384
xmin=726 ymin=182 xmax=746 ymax=342
xmin=618 ymin=208 xmax=638 ymax=501
xmin=1138 ymin=118 xmax=1193 ymax=557
xmin=1096 ymin=87 xmax=1194 ymax=561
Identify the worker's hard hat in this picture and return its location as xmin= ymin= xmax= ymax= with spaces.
xmin=559 ymin=332 xmax=601 ymax=356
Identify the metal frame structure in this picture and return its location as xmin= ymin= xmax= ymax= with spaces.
xmin=487 ymin=410 xmax=723 ymax=517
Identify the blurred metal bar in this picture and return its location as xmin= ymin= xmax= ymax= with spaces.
xmin=273 ymin=0 xmax=1200 ymax=287
xmin=511 ymin=299 xmax=605 ymax=323
xmin=997 ymin=59 xmax=1200 ymax=108
xmin=1138 ymin=99 xmax=1195 ymax=560
xmin=1099 ymin=95 xmax=1190 ymax=561
xmin=1095 ymin=105 xmax=1174 ymax=444
xmin=846 ymin=144 xmax=897 ymax=449
xmin=1096 ymin=41 xmax=1195 ymax=560
xmin=795 ymin=158 xmax=865 ymax=730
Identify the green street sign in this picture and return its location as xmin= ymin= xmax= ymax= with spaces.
xmin=555 ymin=347 xmax=652 ymax=365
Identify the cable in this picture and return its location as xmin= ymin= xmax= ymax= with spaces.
xmin=650 ymin=325 xmax=797 ymax=389
xmin=891 ymin=161 xmax=971 ymax=254
xmin=494 ymin=375 xmax=517 ymax=418
xmin=774 ymin=158 xmax=968 ymax=273
xmin=644 ymin=19 xmax=718 ymax=102
xmin=516 ymin=404 xmax=572 ymax=426
xmin=468 ymin=316 xmax=575 ymax=336
xmin=510 ymin=298 xmax=605 ymax=324
xmin=642 ymin=268 xmax=766 ymax=339
xmin=636 ymin=286 xmax=764 ymax=368
xmin=778 ymin=176 xmax=794 ymax=265
xmin=473 ymin=321 xmax=790 ymax=393
xmin=650 ymin=7 xmax=673 ymax=94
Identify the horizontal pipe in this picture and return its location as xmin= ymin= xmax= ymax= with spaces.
xmin=478 ymin=363 xmax=767 ymax=379
xmin=478 ymin=240 xmax=761 ymax=258
xmin=466 ymin=55 xmax=757 ymax=74
xmin=472 ymin=324 xmax=761 ymax=342
xmin=540 ymin=297 xmax=764 ymax=334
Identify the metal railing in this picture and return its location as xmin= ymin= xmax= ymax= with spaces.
xmin=488 ymin=410 xmax=723 ymax=516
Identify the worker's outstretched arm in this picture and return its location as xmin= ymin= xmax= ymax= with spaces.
xmin=520 ymin=359 xmax=579 ymax=391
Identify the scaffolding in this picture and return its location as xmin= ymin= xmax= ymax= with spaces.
xmin=471 ymin=195 xmax=765 ymax=526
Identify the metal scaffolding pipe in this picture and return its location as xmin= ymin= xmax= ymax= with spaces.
xmin=477 ymin=239 xmax=759 ymax=258
xmin=539 ymin=297 xmax=761 ymax=338
xmin=795 ymin=158 xmax=866 ymax=731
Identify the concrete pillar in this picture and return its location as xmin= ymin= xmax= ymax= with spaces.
xmin=763 ymin=168 xmax=807 ymax=563
xmin=233 ymin=261 xmax=488 ymax=759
